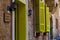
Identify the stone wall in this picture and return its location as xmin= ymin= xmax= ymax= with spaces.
xmin=0 ymin=0 xmax=12 ymax=40
xmin=28 ymin=0 xmax=35 ymax=40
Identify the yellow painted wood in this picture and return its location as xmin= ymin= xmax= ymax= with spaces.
xmin=16 ymin=1 xmax=26 ymax=40
xmin=39 ymin=7 xmax=45 ymax=32
xmin=39 ymin=2 xmax=45 ymax=7
xmin=17 ymin=0 xmax=26 ymax=4
xmin=35 ymin=0 xmax=40 ymax=32
xmin=36 ymin=1 xmax=46 ymax=32
xmin=46 ymin=7 xmax=50 ymax=32
xmin=39 ymin=2 xmax=45 ymax=32
xmin=35 ymin=0 xmax=50 ymax=33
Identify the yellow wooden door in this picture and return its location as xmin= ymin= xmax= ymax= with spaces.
xmin=16 ymin=1 xmax=26 ymax=40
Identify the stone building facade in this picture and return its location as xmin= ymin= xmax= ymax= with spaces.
xmin=0 ymin=0 xmax=12 ymax=40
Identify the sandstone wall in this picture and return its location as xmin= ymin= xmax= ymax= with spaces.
xmin=0 ymin=0 xmax=12 ymax=40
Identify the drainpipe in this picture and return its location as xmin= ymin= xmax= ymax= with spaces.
xmin=12 ymin=10 xmax=15 ymax=40
xmin=26 ymin=0 xmax=28 ymax=40
xmin=12 ymin=0 xmax=15 ymax=40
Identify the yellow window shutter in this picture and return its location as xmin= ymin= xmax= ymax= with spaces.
xmin=45 ymin=7 xmax=50 ymax=32
xmin=39 ymin=2 xmax=45 ymax=32
xmin=35 ymin=0 xmax=40 ymax=33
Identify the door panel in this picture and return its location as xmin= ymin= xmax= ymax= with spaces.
xmin=16 ymin=1 xmax=26 ymax=40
